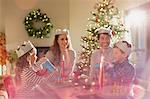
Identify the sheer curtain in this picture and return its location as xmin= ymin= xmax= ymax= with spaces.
xmin=124 ymin=3 xmax=150 ymax=78
xmin=125 ymin=3 xmax=150 ymax=99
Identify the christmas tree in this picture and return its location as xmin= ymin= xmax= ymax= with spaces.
xmin=74 ymin=0 xmax=127 ymax=78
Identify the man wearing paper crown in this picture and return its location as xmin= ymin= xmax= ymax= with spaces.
xmin=14 ymin=41 xmax=60 ymax=99
xmin=95 ymin=27 xmax=113 ymax=37
xmin=89 ymin=27 xmax=114 ymax=87
xmin=100 ymin=41 xmax=136 ymax=99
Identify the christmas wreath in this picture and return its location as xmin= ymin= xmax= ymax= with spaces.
xmin=24 ymin=9 xmax=53 ymax=38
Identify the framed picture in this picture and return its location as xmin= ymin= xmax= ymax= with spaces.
xmin=36 ymin=47 xmax=50 ymax=60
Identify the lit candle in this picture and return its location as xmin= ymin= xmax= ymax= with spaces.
xmin=99 ymin=55 xmax=104 ymax=90
xmin=61 ymin=54 xmax=65 ymax=80
xmin=0 ymin=64 xmax=2 ymax=76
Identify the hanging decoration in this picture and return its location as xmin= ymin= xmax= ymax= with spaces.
xmin=0 ymin=33 xmax=7 ymax=66
xmin=0 ymin=33 xmax=7 ymax=75
xmin=24 ymin=9 xmax=53 ymax=38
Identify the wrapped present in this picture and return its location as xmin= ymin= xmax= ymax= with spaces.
xmin=42 ymin=59 xmax=56 ymax=73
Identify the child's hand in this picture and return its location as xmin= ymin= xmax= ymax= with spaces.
xmin=36 ymin=57 xmax=47 ymax=66
xmin=36 ymin=69 xmax=49 ymax=77
xmin=33 ymin=57 xmax=47 ymax=72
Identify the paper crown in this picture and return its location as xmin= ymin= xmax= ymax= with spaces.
xmin=16 ymin=41 xmax=35 ymax=58
xmin=115 ymin=41 xmax=131 ymax=55
xmin=95 ymin=27 xmax=112 ymax=36
xmin=55 ymin=29 xmax=69 ymax=35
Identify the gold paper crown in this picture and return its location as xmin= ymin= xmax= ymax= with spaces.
xmin=16 ymin=41 xmax=35 ymax=58
xmin=55 ymin=29 xmax=69 ymax=35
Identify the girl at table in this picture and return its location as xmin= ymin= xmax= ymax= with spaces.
xmin=13 ymin=41 xmax=60 ymax=99
xmin=45 ymin=29 xmax=76 ymax=81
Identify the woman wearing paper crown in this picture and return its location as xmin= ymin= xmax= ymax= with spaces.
xmin=99 ymin=41 xmax=136 ymax=99
xmin=13 ymin=41 xmax=60 ymax=99
xmin=89 ymin=27 xmax=114 ymax=87
xmin=45 ymin=29 xmax=76 ymax=81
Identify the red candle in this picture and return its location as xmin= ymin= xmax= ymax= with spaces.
xmin=61 ymin=55 xmax=65 ymax=80
xmin=99 ymin=55 xmax=104 ymax=90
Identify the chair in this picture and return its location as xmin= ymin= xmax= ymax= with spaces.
xmin=0 ymin=90 xmax=8 ymax=99
xmin=3 ymin=76 xmax=15 ymax=99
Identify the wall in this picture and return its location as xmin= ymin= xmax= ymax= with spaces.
xmin=0 ymin=0 xmax=5 ymax=33
xmin=3 ymin=0 xmax=69 ymax=50
xmin=1 ymin=0 xmax=150 ymax=51
xmin=0 ymin=0 xmax=1 ymax=32
xmin=115 ymin=0 xmax=150 ymax=10
xmin=69 ymin=0 xmax=97 ymax=52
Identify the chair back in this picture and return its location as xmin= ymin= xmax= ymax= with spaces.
xmin=3 ymin=76 xmax=15 ymax=99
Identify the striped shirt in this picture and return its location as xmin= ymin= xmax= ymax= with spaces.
xmin=14 ymin=66 xmax=44 ymax=98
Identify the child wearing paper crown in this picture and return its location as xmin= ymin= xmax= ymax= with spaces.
xmin=100 ymin=41 xmax=136 ymax=99
xmin=45 ymin=29 xmax=76 ymax=81
xmin=13 ymin=41 xmax=59 ymax=99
